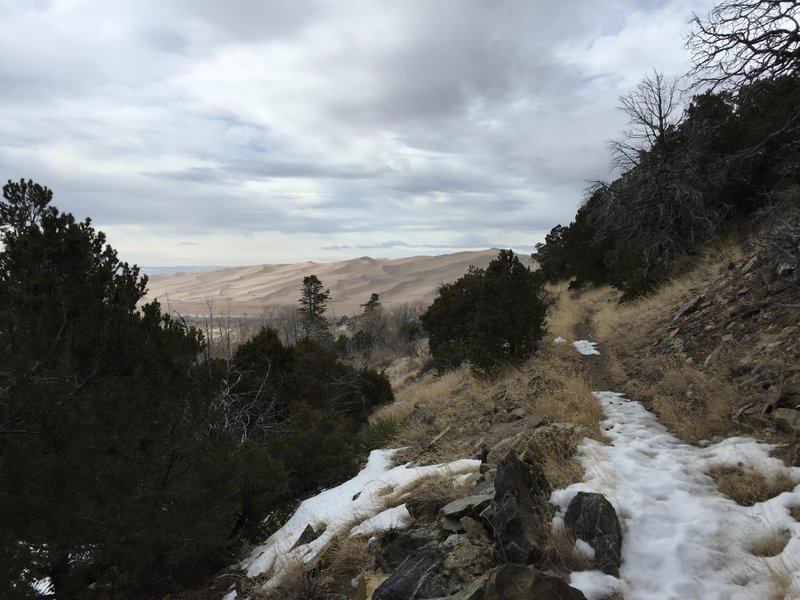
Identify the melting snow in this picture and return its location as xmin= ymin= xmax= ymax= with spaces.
xmin=553 ymin=391 xmax=800 ymax=600
xmin=573 ymin=339 xmax=600 ymax=355
xmin=240 ymin=449 xmax=479 ymax=586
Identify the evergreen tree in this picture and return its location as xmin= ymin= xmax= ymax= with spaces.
xmin=469 ymin=250 xmax=547 ymax=375
xmin=298 ymin=275 xmax=331 ymax=342
xmin=361 ymin=292 xmax=381 ymax=313
xmin=0 ymin=180 xmax=239 ymax=598
xmin=420 ymin=266 xmax=485 ymax=371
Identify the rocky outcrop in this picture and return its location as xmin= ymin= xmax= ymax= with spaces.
xmin=650 ymin=217 xmax=800 ymax=436
xmin=491 ymin=451 xmax=550 ymax=564
xmin=564 ymin=492 xmax=622 ymax=576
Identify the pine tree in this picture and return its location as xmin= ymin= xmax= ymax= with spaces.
xmin=0 ymin=180 xmax=239 ymax=597
xmin=298 ymin=275 xmax=331 ymax=342
xmin=469 ymin=250 xmax=547 ymax=375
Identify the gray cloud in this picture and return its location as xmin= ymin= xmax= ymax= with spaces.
xmin=0 ymin=0 xmax=715 ymax=265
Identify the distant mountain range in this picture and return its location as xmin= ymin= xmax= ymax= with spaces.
xmin=142 ymin=249 xmax=535 ymax=316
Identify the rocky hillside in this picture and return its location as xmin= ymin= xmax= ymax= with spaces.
xmin=188 ymin=206 xmax=800 ymax=600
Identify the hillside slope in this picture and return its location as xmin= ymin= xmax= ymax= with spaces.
xmin=143 ymin=249 xmax=531 ymax=316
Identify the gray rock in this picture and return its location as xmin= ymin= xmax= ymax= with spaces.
xmin=291 ymin=523 xmax=322 ymax=549
xmin=675 ymin=295 xmax=703 ymax=319
xmin=491 ymin=451 xmax=550 ymax=564
xmin=471 ymin=479 xmax=495 ymax=496
xmin=564 ymin=492 xmax=623 ymax=576
xmin=440 ymin=495 xmax=494 ymax=521
xmin=439 ymin=516 xmax=464 ymax=534
xmin=460 ymin=516 xmax=488 ymax=541
xmin=379 ymin=528 xmax=435 ymax=570
xmin=447 ymin=565 xmax=587 ymax=600
xmin=373 ymin=547 xmax=448 ymax=600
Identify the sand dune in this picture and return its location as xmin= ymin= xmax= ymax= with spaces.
xmin=143 ymin=249 xmax=534 ymax=316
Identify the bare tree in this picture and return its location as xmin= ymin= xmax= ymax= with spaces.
xmin=587 ymin=71 xmax=721 ymax=280
xmin=689 ymin=0 xmax=800 ymax=89
xmin=610 ymin=70 xmax=682 ymax=170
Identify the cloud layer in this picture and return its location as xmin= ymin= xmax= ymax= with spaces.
xmin=0 ymin=0 xmax=714 ymax=265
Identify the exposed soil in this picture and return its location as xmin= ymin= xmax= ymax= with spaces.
xmin=573 ymin=322 xmax=621 ymax=392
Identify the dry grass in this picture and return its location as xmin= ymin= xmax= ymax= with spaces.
xmin=381 ymin=366 xmax=496 ymax=464
xmin=539 ymin=525 xmax=596 ymax=573
xmin=589 ymin=239 xmax=748 ymax=442
xmin=748 ymin=529 xmax=791 ymax=557
xmin=545 ymin=282 xmax=620 ymax=342
xmin=708 ymin=466 xmax=797 ymax=507
xmin=525 ymin=349 xmax=606 ymax=436
xmin=322 ymin=534 xmax=373 ymax=580
xmin=389 ymin=472 xmax=472 ymax=521
xmin=761 ymin=557 xmax=800 ymax=600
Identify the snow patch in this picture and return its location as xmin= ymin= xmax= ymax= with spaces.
xmin=554 ymin=336 xmax=567 ymax=344
xmin=573 ymin=339 xmax=600 ymax=355
xmin=240 ymin=449 xmax=480 ymax=587
xmin=569 ymin=571 xmax=627 ymax=600
xmin=349 ymin=504 xmax=411 ymax=537
xmin=553 ymin=391 xmax=800 ymax=599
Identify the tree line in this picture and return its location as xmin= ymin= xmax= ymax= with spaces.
xmin=533 ymin=0 xmax=799 ymax=298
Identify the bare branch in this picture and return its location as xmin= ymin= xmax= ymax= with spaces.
xmin=689 ymin=0 xmax=800 ymax=89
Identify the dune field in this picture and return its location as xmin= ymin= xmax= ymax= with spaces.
xmin=143 ymin=249 xmax=534 ymax=316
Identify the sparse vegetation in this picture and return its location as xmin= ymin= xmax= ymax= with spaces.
xmin=708 ymin=466 xmax=797 ymax=507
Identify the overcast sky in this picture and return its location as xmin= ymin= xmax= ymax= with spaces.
xmin=0 ymin=0 xmax=715 ymax=266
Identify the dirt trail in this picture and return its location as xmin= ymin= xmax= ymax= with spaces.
xmin=573 ymin=320 xmax=619 ymax=392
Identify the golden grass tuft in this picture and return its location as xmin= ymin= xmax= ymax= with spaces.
xmin=545 ymin=282 xmax=620 ymax=342
xmin=539 ymin=524 xmax=596 ymax=573
xmin=761 ymin=556 xmax=800 ymax=600
xmin=708 ymin=466 xmax=797 ymax=507
xmin=748 ymin=529 xmax=790 ymax=557
xmin=389 ymin=472 xmax=471 ymax=521
xmin=322 ymin=534 xmax=373 ymax=580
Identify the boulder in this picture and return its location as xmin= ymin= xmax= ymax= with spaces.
xmin=564 ymin=492 xmax=622 ymax=576
xmin=447 ymin=565 xmax=587 ymax=600
xmin=373 ymin=546 xmax=448 ymax=600
xmin=379 ymin=528 xmax=435 ymax=571
xmin=491 ymin=451 xmax=550 ymax=564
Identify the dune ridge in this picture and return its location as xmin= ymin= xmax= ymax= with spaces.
xmin=143 ymin=249 xmax=534 ymax=316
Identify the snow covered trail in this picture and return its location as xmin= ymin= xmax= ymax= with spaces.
xmin=554 ymin=342 xmax=800 ymax=600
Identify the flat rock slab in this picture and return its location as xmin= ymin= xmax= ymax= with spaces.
xmin=440 ymin=494 xmax=494 ymax=521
